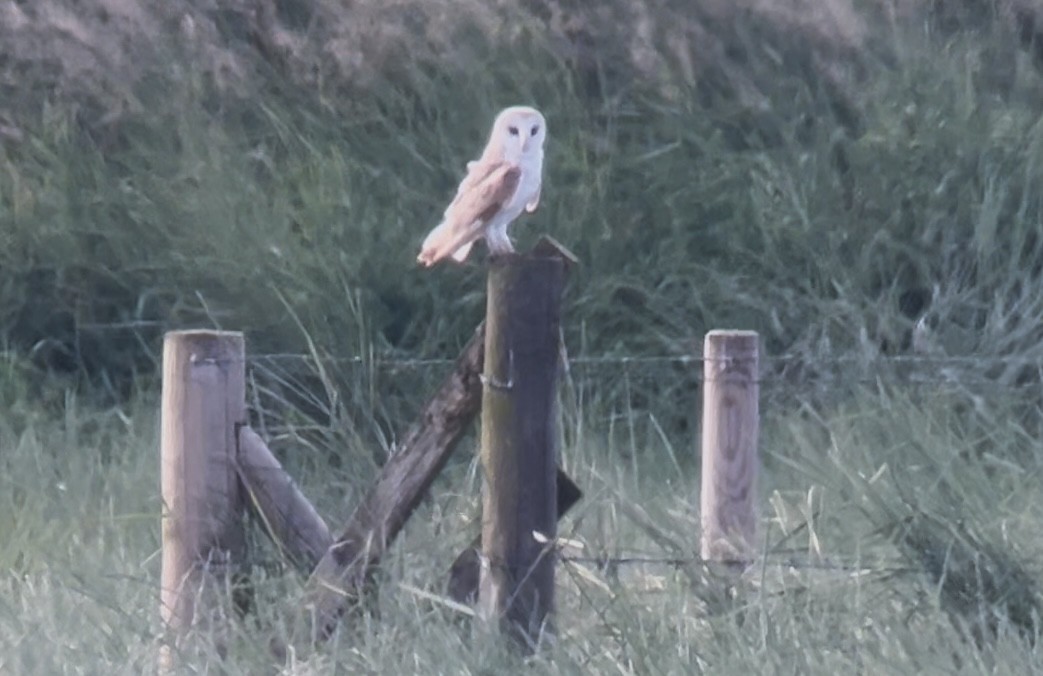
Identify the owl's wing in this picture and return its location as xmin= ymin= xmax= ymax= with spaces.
xmin=451 ymin=160 xmax=521 ymax=225
xmin=525 ymin=180 xmax=541 ymax=213
xmin=417 ymin=159 xmax=521 ymax=267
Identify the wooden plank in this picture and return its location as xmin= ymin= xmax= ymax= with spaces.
xmin=699 ymin=330 xmax=760 ymax=564
xmin=478 ymin=247 xmax=568 ymax=650
xmin=302 ymin=323 xmax=486 ymax=642
xmin=159 ymin=330 xmax=247 ymax=669
xmin=237 ymin=425 xmax=333 ymax=572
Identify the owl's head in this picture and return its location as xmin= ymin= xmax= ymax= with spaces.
xmin=489 ymin=106 xmax=546 ymax=162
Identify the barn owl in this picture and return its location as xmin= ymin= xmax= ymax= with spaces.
xmin=417 ymin=106 xmax=545 ymax=267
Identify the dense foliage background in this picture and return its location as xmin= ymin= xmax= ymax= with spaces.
xmin=2 ymin=0 xmax=1041 ymax=384
xmin=2 ymin=1 xmax=1043 ymax=672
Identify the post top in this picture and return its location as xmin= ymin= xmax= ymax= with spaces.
xmin=529 ymin=235 xmax=580 ymax=268
xmin=164 ymin=329 xmax=245 ymax=340
xmin=705 ymin=330 xmax=759 ymax=338
xmin=704 ymin=330 xmax=760 ymax=355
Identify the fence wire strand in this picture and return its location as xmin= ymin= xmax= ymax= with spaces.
xmin=215 ymin=350 xmax=1043 ymax=392
xmin=241 ymin=352 xmax=1043 ymax=368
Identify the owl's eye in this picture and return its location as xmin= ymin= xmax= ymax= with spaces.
xmin=531 ymin=125 xmax=540 ymax=136
xmin=508 ymin=126 xmax=519 ymax=136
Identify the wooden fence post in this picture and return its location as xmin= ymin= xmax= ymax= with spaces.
xmin=478 ymin=242 xmax=570 ymax=650
xmin=700 ymin=330 xmax=759 ymax=565
xmin=160 ymin=330 xmax=247 ymax=668
xmin=238 ymin=425 xmax=333 ymax=573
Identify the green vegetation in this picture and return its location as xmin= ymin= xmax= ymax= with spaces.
xmin=2 ymin=1 xmax=1043 ymax=672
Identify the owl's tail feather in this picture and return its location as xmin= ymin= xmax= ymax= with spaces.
xmin=417 ymin=220 xmax=478 ymax=267
xmin=417 ymin=221 xmax=448 ymax=267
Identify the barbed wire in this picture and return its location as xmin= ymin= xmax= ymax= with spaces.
xmin=221 ymin=352 xmax=1043 ymax=390
xmin=559 ymin=554 xmax=916 ymax=576
xmin=238 ymin=352 xmax=1043 ymax=369
xmin=71 ymin=317 xmax=1043 ymax=371
xmin=79 ymin=319 xmax=1043 ymax=388
xmin=233 ymin=551 xmax=915 ymax=579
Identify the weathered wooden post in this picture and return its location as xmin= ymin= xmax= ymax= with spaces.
xmin=297 ymin=313 xmax=583 ymax=649
xmin=700 ymin=330 xmax=759 ymax=564
xmin=160 ymin=330 xmax=247 ymax=668
xmin=238 ymin=425 xmax=333 ymax=572
xmin=479 ymin=238 xmax=573 ymax=650
xmin=303 ymin=324 xmax=487 ymax=642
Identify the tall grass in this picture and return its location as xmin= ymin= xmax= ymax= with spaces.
xmin=2 ymin=0 xmax=1043 ymax=672
xmin=1 ymin=353 xmax=1042 ymax=672
xmin=2 ymin=2 xmax=1042 ymax=387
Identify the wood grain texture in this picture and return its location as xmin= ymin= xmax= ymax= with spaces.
xmin=699 ymin=330 xmax=760 ymax=564
xmin=478 ymin=248 xmax=567 ymax=650
xmin=159 ymin=330 xmax=246 ymax=668
xmin=238 ymin=425 xmax=333 ymax=572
